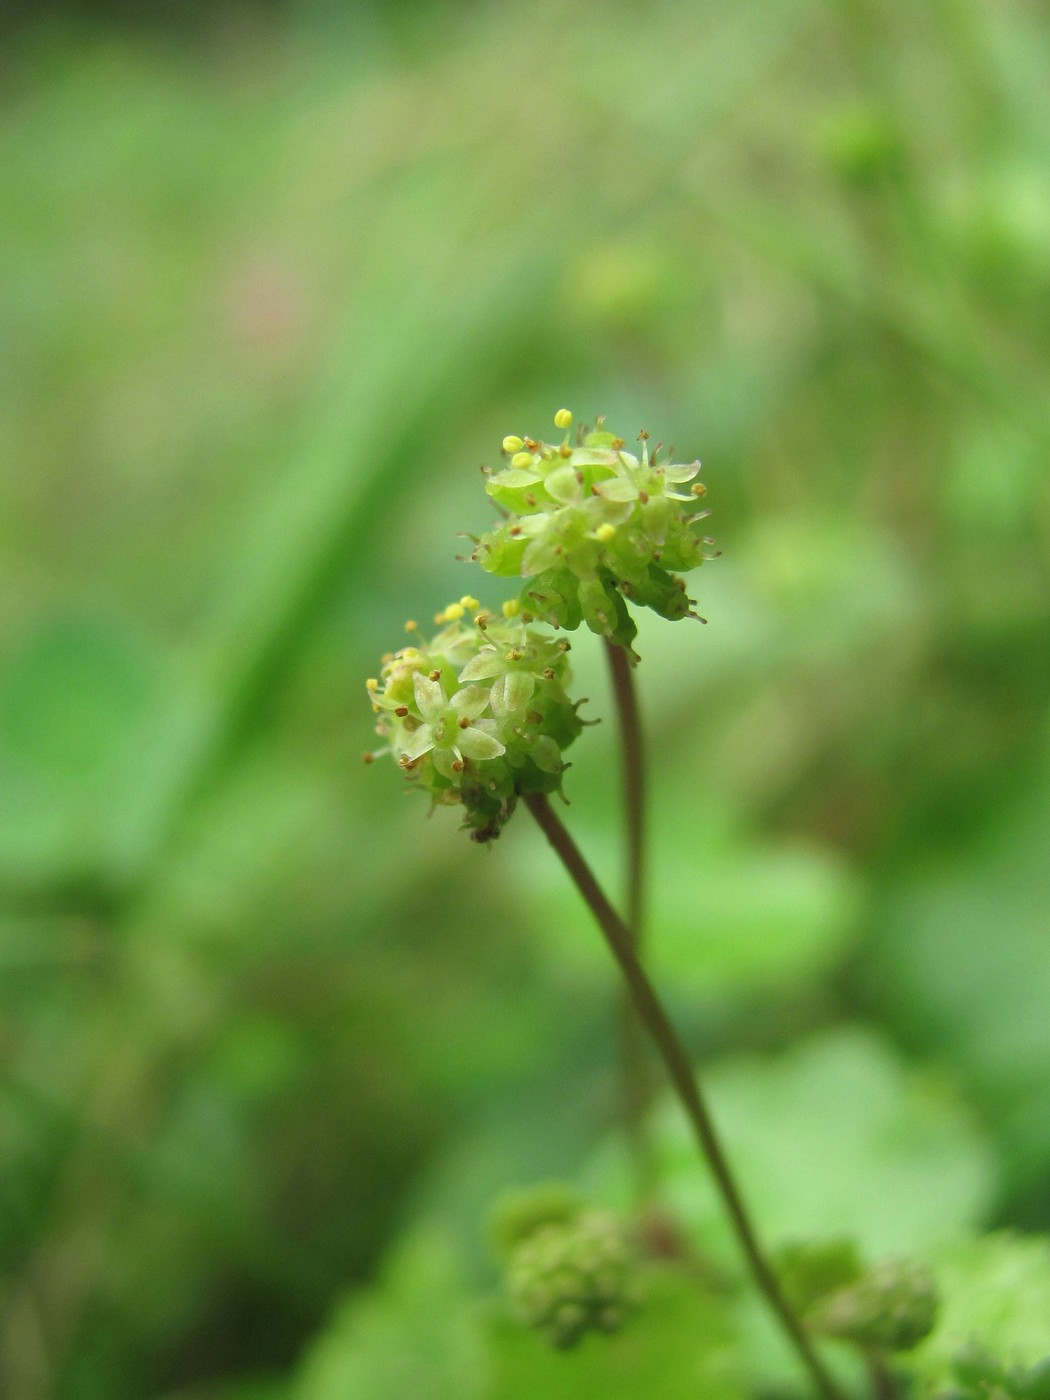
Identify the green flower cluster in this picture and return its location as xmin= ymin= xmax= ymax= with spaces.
xmin=777 ymin=1239 xmax=938 ymax=1356
xmin=366 ymin=602 xmax=583 ymax=842
xmin=938 ymin=1346 xmax=1050 ymax=1400
xmin=505 ymin=1209 xmax=640 ymax=1350
xmin=473 ymin=411 xmax=712 ymax=651
xmin=813 ymin=1256 xmax=938 ymax=1353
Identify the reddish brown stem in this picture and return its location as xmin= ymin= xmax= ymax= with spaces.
xmin=525 ymin=792 xmax=844 ymax=1400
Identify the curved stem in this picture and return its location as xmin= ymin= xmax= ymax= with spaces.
xmin=603 ymin=638 xmax=656 ymax=1197
xmin=524 ymin=792 xmax=845 ymax=1400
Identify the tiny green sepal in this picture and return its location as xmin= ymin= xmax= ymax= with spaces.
xmin=365 ymin=606 xmax=584 ymax=842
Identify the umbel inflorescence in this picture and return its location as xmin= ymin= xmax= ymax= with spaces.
xmin=366 ymin=605 xmax=584 ymax=841
xmin=365 ymin=410 xmax=712 ymax=839
xmin=474 ymin=411 xmax=713 ymax=653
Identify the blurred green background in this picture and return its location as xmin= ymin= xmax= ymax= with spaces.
xmin=2 ymin=1 xmax=1049 ymax=1396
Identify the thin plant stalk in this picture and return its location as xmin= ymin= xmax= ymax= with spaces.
xmin=866 ymin=1355 xmax=899 ymax=1400
xmin=603 ymin=637 xmax=656 ymax=1197
xmin=524 ymin=791 xmax=845 ymax=1400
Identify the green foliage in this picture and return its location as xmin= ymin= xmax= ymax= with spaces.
xmin=294 ymin=1230 xmax=487 ymax=1400
xmin=593 ymin=1030 xmax=995 ymax=1269
xmin=874 ymin=744 xmax=1050 ymax=1200
xmin=297 ymin=1225 xmax=744 ymax=1400
xmin=513 ymin=800 xmax=863 ymax=1003
xmin=488 ymin=1267 xmax=745 ymax=1399
xmin=934 ymin=1345 xmax=1050 ymax=1400
xmin=776 ymin=1238 xmax=864 ymax=1316
xmin=904 ymin=1234 xmax=1050 ymax=1392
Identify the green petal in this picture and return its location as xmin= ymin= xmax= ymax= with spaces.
xmin=573 ymin=447 xmax=619 ymax=466
xmin=490 ymin=669 xmax=535 ymax=716
xmin=458 ymin=649 xmax=505 ymax=683
xmin=521 ymin=537 xmax=562 ymax=575
xmin=488 ymin=466 xmax=543 ymax=489
xmin=530 ymin=734 xmax=564 ymax=773
xmin=544 ymin=465 xmax=584 ymax=505
xmin=413 ymin=672 xmax=445 ymax=722
xmin=450 ymin=684 xmax=490 ymax=720
xmin=430 ymin=746 xmax=459 ymax=779
xmin=662 ymin=461 xmax=701 ymax=483
xmin=594 ymin=477 xmax=638 ymax=503
xmin=400 ymin=724 xmax=435 ymax=761
xmin=457 ymin=726 xmax=506 ymax=760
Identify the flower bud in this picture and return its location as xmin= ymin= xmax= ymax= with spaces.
xmin=490 ymin=1182 xmax=582 ymax=1260
xmin=505 ymin=1210 xmax=639 ymax=1349
xmin=812 ymin=1256 xmax=938 ymax=1353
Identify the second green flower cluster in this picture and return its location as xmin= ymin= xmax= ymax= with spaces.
xmin=367 ymin=607 xmax=583 ymax=841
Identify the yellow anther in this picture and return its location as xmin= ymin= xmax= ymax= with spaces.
xmin=366 ymin=677 xmax=379 ymax=690
xmin=460 ymin=594 xmax=480 ymax=610
xmin=554 ymin=408 xmax=573 ymax=430
xmin=595 ymin=523 xmax=616 ymax=542
xmin=511 ymin=451 xmax=534 ymax=470
xmin=404 ymin=619 xmax=418 ymax=632
xmin=502 ymin=598 xmax=521 ymax=619
xmin=443 ymin=602 xmax=465 ymax=622
xmin=502 ymin=435 xmax=524 ymax=453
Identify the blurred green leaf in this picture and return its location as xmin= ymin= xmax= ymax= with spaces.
xmin=487 ymin=1267 xmax=745 ymax=1399
xmin=514 ymin=807 xmax=861 ymax=1002
xmin=0 ymin=616 xmax=164 ymax=894
xmin=904 ymin=1233 xmax=1050 ymax=1391
xmin=590 ymin=1028 xmax=995 ymax=1267
xmin=873 ymin=736 xmax=1050 ymax=1199
xmin=294 ymin=1229 xmax=487 ymax=1400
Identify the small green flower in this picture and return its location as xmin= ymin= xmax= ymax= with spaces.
xmin=473 ymin=411 xmax=714 ymax=651
xmin=505 ymin=1209 xmax=640 ymax=1349
xmin=366 ymin=605 xmax=584 ymax=841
